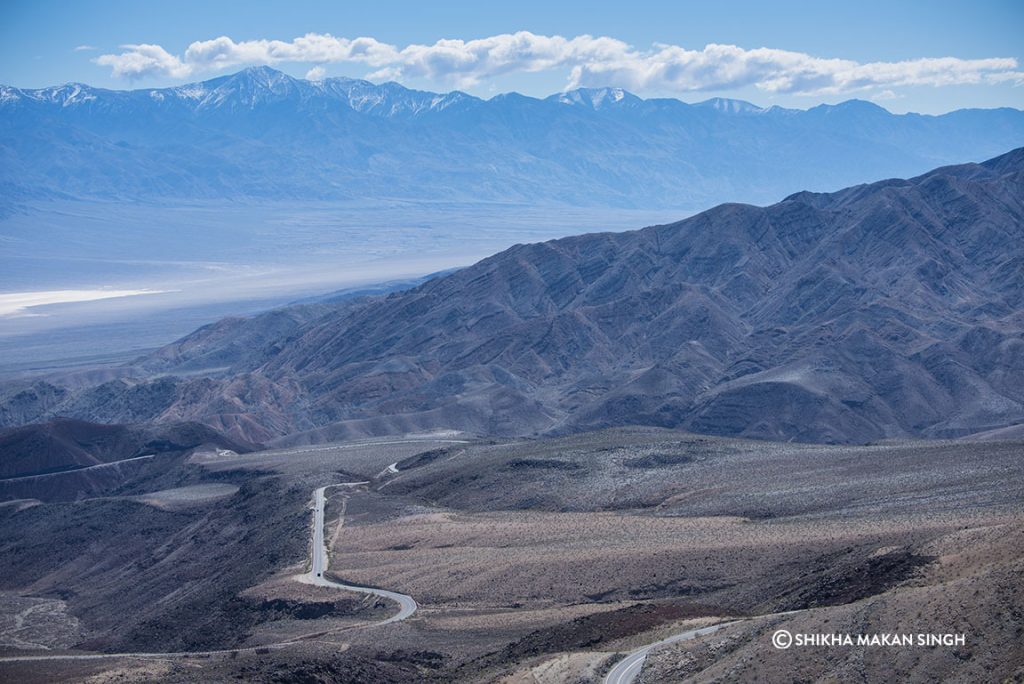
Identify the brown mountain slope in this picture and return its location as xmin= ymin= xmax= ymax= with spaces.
xmin=0 ymin=418 xmax=254 ymax=479
xmin=2 ymin=149 xmax=1022 ymax=444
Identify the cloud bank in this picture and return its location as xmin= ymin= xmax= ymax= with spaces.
xmin=93 ymin=31 xmax=1024 ymax=95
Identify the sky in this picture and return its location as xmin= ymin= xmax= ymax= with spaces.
xmin=1 ymin=0 xmax=1022 ymax=114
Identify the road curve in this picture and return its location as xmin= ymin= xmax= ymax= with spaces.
xmin=604 ymin=609 xmax=806 ymax=684
xmin=604 ymin=620 xmax=741 ymax=684
xmin=300 ymin=485 xmax=417 ymax=623
xmin=0 ymin=481 xmax=415 ymax=663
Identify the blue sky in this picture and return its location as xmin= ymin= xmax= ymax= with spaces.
xmin=2 ymin=0 xmax=1022 ymax=113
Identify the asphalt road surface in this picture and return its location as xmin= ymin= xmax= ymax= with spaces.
xmin=0 ymin=481 xmax=417 ymax=663
xmin=604 ymin=620 xmax=741 ymax=684
xmin=604 ymin=609 xmax=807 ymax=684
xmin=302 ymin=484 xmax=417 ymax=623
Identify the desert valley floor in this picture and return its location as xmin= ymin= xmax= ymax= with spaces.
xmin=1 ymin=427 xmax=1021 ymax=682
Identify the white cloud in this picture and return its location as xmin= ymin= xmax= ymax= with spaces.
xmin=305 ymin=65 xmax=326 ymax=81
xmin=367 ymin=33 xmax=629 ymax=89
xmin=93 ymin=31 xmax=1024 ymax=95
xmin=74 ymin=44 xmax=97 ymax=52
xmin=182 ymin=33 xmax=398 ymax=71
xmin=565 ymin=42 xmax=1023 ymax=95
xmin=94 ymin=43 xmax=191 ymax=79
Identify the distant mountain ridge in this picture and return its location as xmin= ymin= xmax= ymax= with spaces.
xmin=0 ymin=66 xmax=472 ymax=115
xmin=3 ymin=148 xmax=1022 ymax=444
xmin=0 ymin=65 xmax=839 ymax=115
xmin=2 ymin=66 xmax=1023 ymax=210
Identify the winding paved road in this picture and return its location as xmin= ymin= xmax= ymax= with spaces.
xmin=604 ymin=620 xmax=741 ymax=684
xmin=604 ymin=609 xmax=806 ymax=684
xmin=0 ymin=480 xmax=416 ymax=663
xmin=301 ymin=484 xmax=417 ymax=623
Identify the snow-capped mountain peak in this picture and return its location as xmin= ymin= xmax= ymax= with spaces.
xmin=694 ymin=97 xmax=765 ymax=114
xmin=552 ymin=87 xmax=640 ymax=109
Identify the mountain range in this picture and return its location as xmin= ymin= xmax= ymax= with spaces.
xmin=3 ymin=147 xmax=1022 ymax=444
xmin=2 ymin=66 xmax=1023 ymax=212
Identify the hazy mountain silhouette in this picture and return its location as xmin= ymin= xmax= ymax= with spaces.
xmin=2 ymin=66 xmax=1023 ymax=212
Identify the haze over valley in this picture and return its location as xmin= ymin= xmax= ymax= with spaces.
xmin=0 ymin=200 xmax=674 ymax=372
xmin=3 ymin=66 xmax=1024 ymax=369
